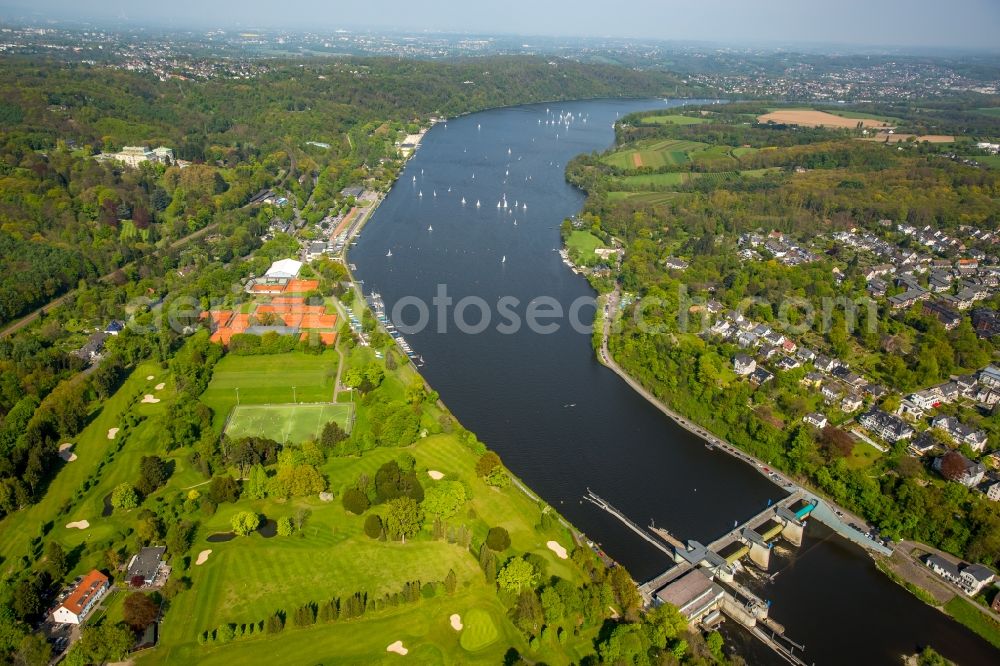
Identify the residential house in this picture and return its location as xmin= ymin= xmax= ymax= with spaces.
xmin=821 ymin=384 xmax=841 ymax=403
xmin=776 ymin=356 xmax=800 ymax=371
xmin=896 ymin=399 xmax=925 ymax=420
xmin=749 ymin=368 xmax=774 ymax=386
xmin=863 ymin=383 xmax=888 ymax=400
xmin=976 ymin=386 xmax=1000 ymax=406
xmin=841 ymin=394 xmax=863 ymax=413
xmin=72 ymin=331 xmax=107 ymax=362
xmin=814 ymin=356 xmax=838 ymax=373
xmin=971 ymin=308 xmax=1000 ymax=339
xmin=986 ymin=481 xmax=1000 ymax=502
xmin=909 ymin=387 xmax=944 ymax=410
xmin=733 ymin=354 xmax=756 ymax=376
xmin=932 ymin=452 xmax=986 ymax=487
xmin=922 ymin=301 xmax=961 ymax=330
xmin=931 ymin=415 xmax=988 ymax=453
xmin=888 ymin=287 xmax=930 ymax=310
xmin=759 ymin=344 xmax=780 ymax=360
xmin=104 ymin=320 xmax=125 ymax=336
xmin=803 ymin=413 xmax=828 ymax=429
xmin=979 ymin=365 xmax=1000 ymax=390
xmin=925 ymin=555 xmax=961 ymax=583
xmin=909 ymin=432 xmax=939 ymax=457
xmin=795 ymin=347 xmax=817 ymax=363
xmin=665 ymin=257 xmax=689 ymax=271
xmin=52 ymin=570 xmax=110 ymax=625
xmin=800 ymin=372 xmax=824 ymax=388
xmin=858 ymin=409 xmax=915 ymax=443
xmin=958 ymin=565 xmax=995 ymax=596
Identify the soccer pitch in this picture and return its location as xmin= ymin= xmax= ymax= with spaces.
xmin=224 ymin=403 xmax=353 ymax=444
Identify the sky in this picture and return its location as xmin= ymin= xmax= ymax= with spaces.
xmin=6 ymin=0 xmax=1000 ymax=51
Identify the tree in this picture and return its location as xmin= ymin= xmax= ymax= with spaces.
xmin=320 ymin=421 xmax=348 ymax=450
xmin=43 ymin=541 xmax=67 ymax=579
xmin=111 ymin=483 xmax=139 ymax=510
xmin=364 ymin=514 xmax=383 ymax=539
xmin=496 ymin=557 xmax=537 ymax=593
xmin=265 ymin=613 xmax=284 ymax=634
xmin=207 ymin=475 xmax=240 ymax=503
xmin=485 ymin=526 xmax=511 ymax=552
xmin=421 ymin=481 xmax=466 ymax=520
xmin=539 ymin=586 xmax=564 ymax=624
xmin=137 ymin=455 xmax=170 ymax=496
xmin=384 ymin=497 xmax=423 ymax=541
xmin=123 ymin=593 xmax=158 ymax=631
xmin=231 ymin=511 xmax=260 ymax=536
xmin=277 ymin=516 xmax=294 ymax=536
xmin=444 ymin=569 xmax=457 ymax=594
xmin=14 ymin=633 xmax=51 ymax=666
xmin=937 ymin=451 xmax=973 ymax=482
xmin=245 ymin=464 xmax=268 ymax=500
xmin=476 ymin=451 xmax=502 ymax=477
xmin=342 ymin=487 xmax=370 ymax=515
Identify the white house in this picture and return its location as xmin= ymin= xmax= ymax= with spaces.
xmin=803 ymin=413 xmax=828 ymax=429
xmin=52 ymin=570 xmax=109 ymax=625
xmin=733 ymin=354 xmax=756 ymax=376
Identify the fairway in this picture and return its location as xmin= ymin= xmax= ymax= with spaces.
xmin=639 ymin=114 xmax=709 ymax=125
xmin=601 ymin=139 xmax=706 ymax=170
xmin=225 ymin=403 xmax=352 ymax=443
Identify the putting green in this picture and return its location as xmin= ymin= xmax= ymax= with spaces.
xmin=459 ymin=608 xmax=499 ymax=651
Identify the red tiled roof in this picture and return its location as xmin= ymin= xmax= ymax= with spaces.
xmin=60 ymin=570 xmax=108 ymax=616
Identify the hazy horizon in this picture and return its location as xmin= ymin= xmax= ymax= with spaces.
xmin=3 ymin=0 xmax=1000 ymax=52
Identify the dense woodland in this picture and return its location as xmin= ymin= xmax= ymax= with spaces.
xmin=569 ymin=102 xmax=1000 ymax=568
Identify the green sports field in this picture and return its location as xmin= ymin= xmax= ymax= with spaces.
xmin=224 ymin=402 xmax=352 ymax=443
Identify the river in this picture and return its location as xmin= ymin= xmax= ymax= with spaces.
xmin=351 ymin=98 xmax=998 ymax=665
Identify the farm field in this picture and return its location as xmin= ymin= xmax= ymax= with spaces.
xmin=224 ymin=402 xmax=353 ymax=443
xmin=975 ymin=107 xmax=1000 ymax=117
xmin=823 ymin=109 xmax=905 ymax=124
xmin=757 ymin=108 xmax=892 ymax=128
xmin=639 ymin=114 xmax=709 ymax=125
xmin=862 ymin=133 xmax=955 ymax=144
xmin=606 ymin=191 xmax=681 ymax=205
xmin=201 ymin=351 xmax=339 ymax=431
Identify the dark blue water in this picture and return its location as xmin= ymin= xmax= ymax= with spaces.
xmin=352 ymin=99 xmax=998 ymax=665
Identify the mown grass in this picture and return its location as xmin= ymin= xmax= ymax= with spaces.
xmin=224 ymin=402 xmax=352 ymax=443
xmin=201 ymin=351 xmax=339 ymax=431
xmin=944 ymin=596 xmax=1000 ymax=649
xmin=639 ymin=114 xmax=709 ymax=126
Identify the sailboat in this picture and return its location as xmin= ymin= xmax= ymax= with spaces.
xmin=477 ymin=123 xmax=481 ymax=130
xmin=418 ymin=190 xmax=423 ymax=198
xmin=514 ymin=220 xmax=517 ymax=226
xmin=433 ymin=190 xmax=436 ymax=197
xmin=475 ymin=200 xmax=481 ymax=208
xmin=461 ymin=197 xmax=466 ymax=205
xmin=447 ymin=186 xmax=451 ymax=193
xmin=522 ymin=203 xmax=527 ymax=210
xmin=501 ymin=255 xmax=506 ymax=263
xmin=412 ymin=175 xmax=416 ymax=182
xmin=497 ymin=200 xmax=501 ymax=209
xmin=428 ymin=225 xmax=433 ymax=232
xmin=507 ymin=147 xmax=511 ymax=155
xmin=386 ymin=249 xmax=392 ymax=257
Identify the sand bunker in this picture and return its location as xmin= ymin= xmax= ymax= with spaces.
xmin=386 ymin=641 xmax=408 ymax=655
xmin=449 ymin=614 xmax=463 ymax=630
xmin=546 ymin=540 xmax=568 ymax=559
xmin=154 ymin=382 xmax=165 ymax=390
xmin=140 ymin=394 xmax=160 ymax=404
xmin=195 ymin=549 xmax=212 ymax=566
xmin=427 ymin=470 xmax=444 ymax=480
xmin=58 ymin=443 xmax=77 ymax=462
xmin=146 ymin=375 xmax=154 ymax=380
xmin=107 ymin=428 xmax=119 ymax=439
xmin=66 ymin=520 xmax=90 ymax=530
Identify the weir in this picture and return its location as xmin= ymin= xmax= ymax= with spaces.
xmin=585 ymin=488 xmax=815 ymax=666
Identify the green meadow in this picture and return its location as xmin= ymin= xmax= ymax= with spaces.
xmin=639 ymin=114 xmax=710 ymax=126
xmin=224 ymin=402 xmax=353 ymax=444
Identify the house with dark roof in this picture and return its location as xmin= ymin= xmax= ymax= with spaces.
xmin=858 ymin=409 xmax=914 ymax=443
xmin=931 ymin=415 xmax=988 ymax=452
xmin=925 ymin=554 xmax=961 ymax=583
xmin=733 ymin=354 xmax=756 ymax=376
xmin=749 ymin=368 xmax=774 ymax=386
xmin=126 ymin=546 xmax=167 ymax=587
xmin=932 ymin=452 xmax=986 ymax=487
xmin=959 ymin=564 xmax=995 ymax=596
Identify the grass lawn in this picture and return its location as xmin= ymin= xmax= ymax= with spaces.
xmin=201 ymin=351 xmax=339 ymax=431
xmin=965 ymin=154 xmax=1000 ymax=168
xmin=601 ymin=139 xmax=706 ymax=170
xmin=845 ymin=442 xmax=881 ymax=470
xmin=565 ymin=230 xmax=605 ymax=265
xmin=224 ymin=402 xmax=353 ymax=444
xmin=605 ymin=191 xmax=681 ymax=205
xmin=639 ymin=114 xmax=709 ymax=126
xmin=944 ymin=597 xmax=1000 ymax=649
xmin=459 ymin=607 xmax=500 ymax=651
xmin=0 ymin=361 xmax=169 ymax=577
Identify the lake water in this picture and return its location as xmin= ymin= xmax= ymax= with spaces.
xmin=352 ymin=98 xmax=998 ymax=665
